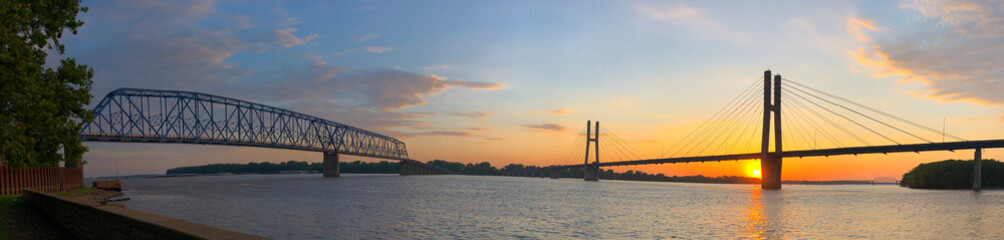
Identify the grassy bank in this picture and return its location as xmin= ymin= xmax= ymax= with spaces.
xmin=0 ymin=195 xmax=19 ymax=240
xmin=1 ymin=194 xmax=77 ymax=240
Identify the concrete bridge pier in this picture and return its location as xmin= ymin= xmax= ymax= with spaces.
xmin=584 ymin=165 xmax=599 ymax=181
xmin=549 ymin=169 xmax=559 ymax=179
xmin=761 ymin=156 xmax=782 ymax=189
xmin=323 ymin=152 xmax=340 ymax=178
xmin=399 ymin=160 xmax=413 ymax=176
xmin=974 ymin=148 xmax=982 ymax=191
xmin=540 ymin=171 xmax=546 ymax=178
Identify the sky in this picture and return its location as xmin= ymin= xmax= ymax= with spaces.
xmin=53 ymin=0 xmax=1004 ymax=180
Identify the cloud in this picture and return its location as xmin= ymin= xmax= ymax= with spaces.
xmin=549 ymin=108 xmax=573 ymax=115
xmin=423 ymin=64 xmax=449 ymax=70
xmin=849 ymin=17 xmax=882 ymax=42
xmin=452 ymin=112 xmax=494 ymax=119
xmin=635 ymin=4 xmax=750 ymax=43
xmin=233 ymin=15 xmax=252 ymax=29
xmin=362 ymin=46 xmax=394 ymax=53
xmin=852 ymin=0 xmax=1004 ymax=105
xmin=394 ymin=131 xmax=476 ymax=138
xmin=273 ymin=28 xmax=319 ymax=47
xmin=466 ymin=127 xmax=491 ymax=131
xmin=999 ymin=113 xmax=1004 ymax=122
xmin=333 ymin=46 xmax=396 ymax=55
xmin=57 ymin=0 xmax=504 ymax=143
xmin=355 ymin=33 xmax=381 ymax=42
xmin=56 ymin=0 xmax=250 ymax=96
xmin=344 ymin=72 xmax=504 ymax=111
xmin=522 ymin=123 xmax=566 ymax=133
xmin=228 ymin=54 xmax=504 ymax=112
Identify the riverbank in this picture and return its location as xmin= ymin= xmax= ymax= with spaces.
xmin=2 ymin=194 xmax=79 ymax=240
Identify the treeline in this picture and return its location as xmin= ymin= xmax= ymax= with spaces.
xmin=166 ymin=160 xmax=399 ymax=175
xmin=900 ymin=159 xmax=1003 ymax=189
xmin=167 ymin=159 xmax=760 ymax=184
xmin=426 ymin=161 xmax=760 ymax=184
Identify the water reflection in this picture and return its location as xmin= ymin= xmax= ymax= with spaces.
xmin=745 ymin=187 xmax=784 ymax=239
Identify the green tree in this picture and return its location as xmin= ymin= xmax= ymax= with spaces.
xmin=1 ymin=1 xmax=93 ymax=167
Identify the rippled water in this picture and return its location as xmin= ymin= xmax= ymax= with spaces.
xmin=118 ymin=174 xmax=1004 ymax=239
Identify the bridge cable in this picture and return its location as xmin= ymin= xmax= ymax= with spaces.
xmin=599 ymin=127 xmax=648 ymax=160
xmin=786 ymin=84 xmax=932 ymax=144
xmin=681 ymin=87 xmax=764 ymax=157
xmin=675 ymin=87 xmax=764 ymax=157
xmin=710 ymin=100 xmax=763 ymax=155
xmin=782 ymin=95 xmax=845 ymax=148
xmin=783 ymin=103 xmax=817 ymax=150
xmin=706 ymin=94 xmax=764 ymax=155
xmin=785 ymin=90 xmax=872 ymax=146
xmin=660 ymin=77 xmax=764 ymax=158
xmin=664 ymin=81 xmax=762 ymax=157
xmin=564 ymin=126 xmax=588 ymax=166
xmin=785 ymin=78 xmax=965 ymax=141
xmin=555 ymin=126 xmax=587 ymax=166
xmin=742 ymin=107 xmax=764 ymax=153
xmin=785 ymin=89 xmax=878 ymax=146
xmin=783 ymin=95 xmax=844 ymax=148
xmin=597 ymin=128 xmax=636 ymax=162
xmin=781 ymin=110 xmax=803 ymax=150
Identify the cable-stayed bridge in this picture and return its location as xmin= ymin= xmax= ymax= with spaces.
xmin=512 ymin=70 xmax=1002 ymax=191
xmin=78 ymin=88 xmax=453 ymax=176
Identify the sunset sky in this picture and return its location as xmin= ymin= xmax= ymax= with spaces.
xmin=58 ymin=0 xmax=1004 ymax=179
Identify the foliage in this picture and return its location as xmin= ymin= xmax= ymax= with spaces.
xmin=1 ymin=0 xmax=93 ymax=167
xmin=167 ymin=159 xmax=760 ymax=184
xmin=900 ymin=159 xmax=1004 ymax=189
xmin=1 ymin=195 xmax=21 ymax=240
xmin=55 ymin=187 xmax=93 ymax=197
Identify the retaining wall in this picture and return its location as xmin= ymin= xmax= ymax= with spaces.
xmin=22 ymin=189 xmax=270 ymax=240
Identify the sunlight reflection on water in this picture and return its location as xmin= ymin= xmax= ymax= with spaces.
xmin=119 ymin=174 xmax=1004 ymax=239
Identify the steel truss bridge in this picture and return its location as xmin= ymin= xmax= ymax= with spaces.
xmin=80 ymin=88 xmax=452 ymax=175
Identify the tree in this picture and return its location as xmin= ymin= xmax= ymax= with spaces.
xmin=1 ymin=1 xmax=93 ymax=167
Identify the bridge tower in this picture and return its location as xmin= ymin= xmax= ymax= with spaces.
xmin=584 ymin=121 xmax=600 ymax=181
xmin=761 ymin=70 xmax=783 ymax=189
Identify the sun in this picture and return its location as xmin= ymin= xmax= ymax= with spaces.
xmin=752 ymin=169 xmax=761 ymax=178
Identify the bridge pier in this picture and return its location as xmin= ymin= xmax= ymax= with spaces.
xmin=540 ymin=171 xmax=546 ymax=178
xmin=549 ymin=169 xmax=559 ymax=179
xmin=584 ymin=165 xmax=599 ymax=181
xmin=400 ymin=160 xmax=414 ymax=175
xmin=974 ymin=148 xmax=982 ymax=191
xmin=323 ymin=152 xmax=340 ymax=178
xmin=761 ymin=156 xmax=781 ymax=189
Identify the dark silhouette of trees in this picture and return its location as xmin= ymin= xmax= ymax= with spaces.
xmin=166 ymin=159 xmax=760 ymax=184
xmin=166 ymin=160 xmax=399 ymax=175
xmin=900 ymin=159 xmax=1003 ymax=189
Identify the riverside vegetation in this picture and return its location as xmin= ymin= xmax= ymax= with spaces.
xmin=900 ymin=159 xmax=1003 ymax=189
xmin=167 ymin=160 xmax=760 ymax=184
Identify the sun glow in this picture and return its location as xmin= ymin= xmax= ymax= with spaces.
xmin=752 ymin=169 xmax=761 ymax=178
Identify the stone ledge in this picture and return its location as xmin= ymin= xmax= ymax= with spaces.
xmin=22 ymin=189 xmax=271 ymax=240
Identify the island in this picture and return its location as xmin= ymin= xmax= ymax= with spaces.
xmin=900 ymin=159 xmax=1002 ymax=189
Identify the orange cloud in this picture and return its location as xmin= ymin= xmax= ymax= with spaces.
xmin=849 ymin=1 xmax=1004 ymax=106
xmin=522 ymin=123 xmax=566 ymax=133
xmin=550 ymin=108 xmax=573 ymax=115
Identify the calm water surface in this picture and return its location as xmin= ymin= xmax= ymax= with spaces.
xmin=119 ymin=174 xmax=1004 ymax=239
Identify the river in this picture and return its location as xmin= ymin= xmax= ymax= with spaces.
xmin=117 ymin=174 xmax=1004 ymax=239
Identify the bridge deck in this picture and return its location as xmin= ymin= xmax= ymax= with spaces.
xmin=550 ymin=139 xmax=1004 ymax=168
